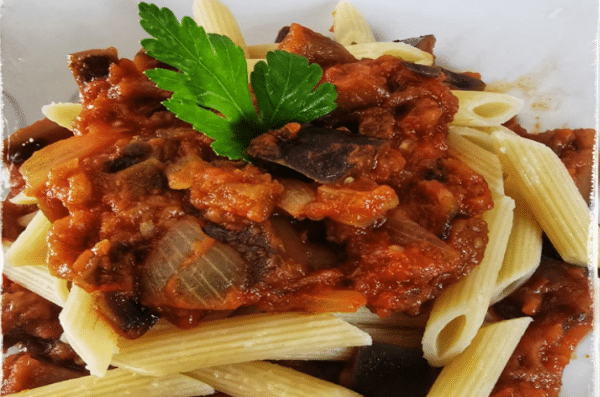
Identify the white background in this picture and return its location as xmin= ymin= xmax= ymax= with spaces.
xmin=1 ymin=1 xmax=598 ymax=396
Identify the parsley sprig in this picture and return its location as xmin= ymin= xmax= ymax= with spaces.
xmin=138 ymin=2 xmax=338 ymax=160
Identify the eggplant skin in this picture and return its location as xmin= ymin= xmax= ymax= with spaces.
xmin=345 ymin=343 xmax=439 ymax=397
xmin=247 ymin=123 xmax=385 ymax=183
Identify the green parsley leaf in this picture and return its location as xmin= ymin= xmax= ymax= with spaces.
xmin=138 ymin=2 xmax=337 ymax=160
xmin=251 ymin=50 xmax=338 ymax=130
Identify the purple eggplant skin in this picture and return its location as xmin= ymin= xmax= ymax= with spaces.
xmin=343 ymin=342 xmax=440 ymax=397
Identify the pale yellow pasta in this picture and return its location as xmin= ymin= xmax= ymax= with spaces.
xmin=344 ymin=42 xmax=434 ymax=65
xmin=335 ymin=306 xmax=429 ymax=328
xmin=422 ymin=195 xmax=515 ymax=367
xmin=275 ymin=347 xmax=355 ymax=361
xmin=41 ymin=102 xmax=82 ymax=130
xmin=112 ymin=312 xmax=371 ymax=376
xmin=8 ymin=210 xmax=50 ymax=267
xmin=188 ymin=361 xmax=362 ymax=397
xmin=447 ymin=128 xmax=505 ymax=198
xmin=8 ymin=191 xmax=38 ymax=205
xmin=491 ymin=178 xmax=543 ymax=303
xmin=426 ymin=317 xmax=532 ymax=397
xmin=2 ymin=368 xmax=214 ymax=397
xmin=451 ymin=90 xmax=523 ymax=127
xmin=448 ymin=125 xmax=503 ymax=153
xmin=3 ymin=264 xmax=69 ymax=307
xmin=492 ymin=129 xmax=591 ymax=266
xmin=193 ymin=0 xmax=248 ymax=57
xmin=247 ymin=43 xmax=278 ymax=59
xmin=332 ymin=0 xmax=375 ymax=45
xmin=245 ymin=58 xmax=265 ymax=77
xmin=59 ymin=285 xmax=120 ymax=377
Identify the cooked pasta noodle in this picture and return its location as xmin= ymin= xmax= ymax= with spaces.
xmin=1 ymin=1 xmax=594 ymax=397
xmin=2 ymin=368 xmax=214 ymax=397
xmin=450 ymin=90 xmax=523 ymax=127
xmin=344 ymin=41 xmax=434 ymax=65
xmin=188 ymin=361 xmax=362 ymax=397
xmin=422 ymin=195 xmax=515 ymax=367
xmin=332 ymin=0 xmax=375 ymax=45
xmin=7 ymin=210 xmax=51 ymax=267
xmin=426 ymin=317 xmax=533 ymax=397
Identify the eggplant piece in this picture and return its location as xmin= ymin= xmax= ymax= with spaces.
xmin=342 ymin=343 xmax=439 ymax=397
xmin=247 ymin=123 xmax=385 ymax=183
xmin=94 ymin=291 xmax=159 ymax=339
xmin=396 ymin=35 xmax=436 ymax=55
xmin=441 ymin=67 xmax=486 ymax=91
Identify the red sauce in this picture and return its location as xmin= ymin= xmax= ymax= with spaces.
xmin=491 ymin=258 xmax=593 ymax=397
xmin=7 ymin=25 xmax=493 ymax=337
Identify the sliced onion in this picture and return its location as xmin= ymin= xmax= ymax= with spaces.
xmin=385 ymin=208 xmax=451 ymax=251
xmin=141 ymin=219 xmax=247 ymax=310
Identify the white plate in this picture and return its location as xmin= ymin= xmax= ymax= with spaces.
xmin=1 ymin=1 xmax=598 ymax=396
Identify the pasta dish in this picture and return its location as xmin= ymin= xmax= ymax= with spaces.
xmin=1 ymin=1 xmax=597 ymax=396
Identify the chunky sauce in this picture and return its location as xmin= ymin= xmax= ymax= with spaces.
xmin=1 ymin=21 xmax=594 ymax=397
xmin=491 ymin=258 xmax=593 ymax=397
xmin=11 ymin=24 xmax=493 ymax=338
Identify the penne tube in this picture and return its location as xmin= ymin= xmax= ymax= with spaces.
xmin=59 ymin=285 xmax=120 ymax=377
xmin=451 ymin=90 xmax=523 ymax=127
xmin=2 ymin=368 xmax=214 ymax=397
xmin=112 ymin=312 xmax=371 ymax=376
xmin=275 ymin=346 xmax=355 ymax=361
xmin=3 ymin=264 xmax=69 ymax=307
xmin=335 ymin=306 xmax=429 ymax=328
xmin=492 ymin=130 xmax=591 ymax=266
xmin=426 ymin=317 xmax=532 ymax=397
xmin=8 ymin=210 xmax=51 ymax=267
xmin=192 ymin=0 xmax=249 ymax=57
xmin=491 ymin=178 xmax=543 ymax=303
xmin=8 ymin=191 xmax=38 ymax=205
xmin=247 ymin=43 xmax=278 ymax=59
xmin=332 ymin=0 xmax=376 ymax=45
xmin=41 ymin=102 xmax=82 ymax=130
xmin=422 ymin=195 xmax=515 ymax=367
xmin=448 ymin=125 xmax=505 ymax=153
xmin=188 ymin=361 xmax=362 ymax=397
xmin=246 ymin=58 xmax=265 ymax=78
xmin=344 ymin=42 xmax=434 ymax=65
xmin=448 ymin=129 xmax=505 ymax=198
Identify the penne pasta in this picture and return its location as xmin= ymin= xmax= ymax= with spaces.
xmin=2 ymin=1 xmax=595 ymax=396
xmin=492 ymin=129 xmax=591 ymax=266
xmin=2 ymin=368 xmax=214 ymax=397
xmin=448 ymin=125 xmax=503 ymax=153
xmin=336 ymin=306 xmax=429 ymax=328
xmin=491 ymin=178 xmax=543 ymax=303
xmin=422 ymin=195 xmax=515 ymax=367
xmin=59 ymin=285 xmax=120 ymax=377
xmin=41 ymin=102 xmax=82 ymax=130
xmin=188 ymin=360 xmax=362 ymax=397
xmin=426 ymin=317 xmax=533 ymax=397
xmin=112 ymin=312 xmax=371 ymax=376
xmin=8 ymin=191 xmax=38 ymax=206
xmin=451 ymin=90 xmax=523 ymax=127
xmin=3 ymin=263 xmax=69 ymax=307
xmin=447 ymin=128 xmax=505 ymax=198
xmin=344 ymin=41 xmax=434 ymax=65
xmin=247 ymin=43 xmax=278 ymax=59
xmin=7 ymin=210 xmax=51 ymax=267
xmin=192 ymin=0 xmax=249 ymax=57
xmin=332 ymin=0 xmax=376 ymax=45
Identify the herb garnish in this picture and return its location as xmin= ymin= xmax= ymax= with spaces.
xmin=138 ymin=2 xmax=338 ymax=160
